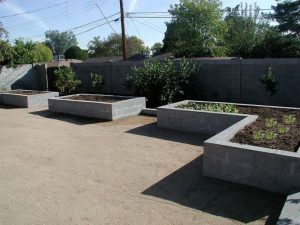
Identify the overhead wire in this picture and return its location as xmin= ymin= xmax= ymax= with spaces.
xmin=0 ymin=0 xmax=78 ymax=19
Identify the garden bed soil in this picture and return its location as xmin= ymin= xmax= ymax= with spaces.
xmin=66 ymin=95 xmax=127 ymax=103
xmin=9 ymin=90 xmax=44 ymax=95
xmin=232 ymin=106 xmax=300 ymax=152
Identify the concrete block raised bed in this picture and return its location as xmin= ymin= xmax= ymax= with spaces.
xmin=48 ymin=94 xmax=146 ymax=120
xmin=0 ymin=90 xmax=59 ymax=108
xmin=158 ymin=100 xmax=300 ymax=193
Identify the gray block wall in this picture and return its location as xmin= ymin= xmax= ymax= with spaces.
xmin=1 ymin=91 xmax=59 ymax=108
xmin=157 ymin=100 xmax=245 ymax=135
xmin=49 ymin=94 xmax=145 ymax=120
xmin=70 ymin=58 xmax=300 ymax=107
xmin=203 ymin=111 xmax=300 ymax=194
xmin=0 ymin=64 xmax=47 ymax=91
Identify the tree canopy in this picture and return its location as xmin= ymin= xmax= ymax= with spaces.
xmin=163 ymin=0 xmax=227 ymax=57
xmin=151 ymin=42 xmax=163 ymax=55
xmin=45 ymin=30 xmax=77 ymax=56
xmin=88 ymin=34 xmax=148 ymax=57
xmin=272 ymin=0 xmax=300 ymax=36
xmin=65 ymin=46 xmax=88 ymax=60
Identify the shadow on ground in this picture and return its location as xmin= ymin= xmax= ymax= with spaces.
xmin=142 ymin=156 xmax=286 ymax=224
xmin=0 ymin=104 xmax=20 ymax=109
xmin=30 ymin=110 xmax=107 ymax=125
xmin=126 ymin=122 xmax=211 ymax=146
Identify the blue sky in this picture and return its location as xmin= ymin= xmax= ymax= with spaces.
xmin=0 ymin=0 xmax=277 ymax=49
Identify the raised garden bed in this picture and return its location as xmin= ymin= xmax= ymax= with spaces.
xmin=0 ymin=89 xmax=59 ymax=108
xmin=48 ymin=94 xmax=146 ymax=120
xmin=157 ymin=100 xmax=300 ymax=193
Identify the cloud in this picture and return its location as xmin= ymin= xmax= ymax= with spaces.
xmin=3 ymin=2 xmax=49 ymax=31
xmin=128 ymin=0 xmax=139 ymax=12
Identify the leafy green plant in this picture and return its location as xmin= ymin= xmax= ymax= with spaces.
xmin=260 ymin=67 xmax=279 ymax=96
xmin=176 ymin=102 xmax=239 ymax=113
xmin=253 ymin=130 xmax=265 ymax=141
xmin=265 ymin=131 xmax=277 ymax=141
xmin=127 ymin=58 xmax=198 ymax=107
xmin=278 ymin=126 xmax=289 ymax=134
xmin=283 ymin=114 xmax=296 ymax=125
xmin=54 ymin=67 xmax=81 ymax=94
xmin=265 ymin=118 xmax=278 ymax=128
xmin=91 ymin=73 xmax=104 ymax=92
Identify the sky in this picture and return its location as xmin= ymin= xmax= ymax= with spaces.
xmin=0 ymin=0 xmax=277 ymax=49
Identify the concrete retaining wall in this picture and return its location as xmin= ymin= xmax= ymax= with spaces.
xmin=0 ymin=64 xmax=47 ymax=91
xmin=202 ymin=104 xmax=300 ymax=193
xmin=1 ymin=91 xmax=59 ymax=108
xmin=157 ymin=100 xmax=246 ymax=135
xmin=69 ymin=58 xmax=300 ymax=107
xmin=49 ymin=94 xmax=145 ymax=120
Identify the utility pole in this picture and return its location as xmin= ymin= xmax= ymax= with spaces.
xmin=119 ymin=0 xmax=127 ymax=61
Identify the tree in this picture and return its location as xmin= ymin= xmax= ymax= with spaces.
xmin=224 ymin=4 xmax=270 ymax=57
xmin=45 ymin=30 xmax=77 ymax=57
xmin=0 ymin=40 xmax=15 ymax=65
xmin=0 ymin=22 xmax=8 ymax=39
xmin=13 ymin=38 xmax=36 ymax=65
xmin=272 ymin=0 xmax=300 ymax=36
xmin=163 ymin=0 xmax=227 ymax=57
xmin=151 ymin=42 xmax=163 ymax=55
xmin=87 ymin=34 xmax=148 ymax=57
xmin=65 ymin=46 xmax=88 ymax=60
xmin=0 ymin=1 xmax=7 ymax=39
xmin=32 ymin=43 xmax=53 ymax=62
xmin=87 ymin=36 xmax=106 ymax=57
xmin=252 ymin=27 xmax=300 ymax=58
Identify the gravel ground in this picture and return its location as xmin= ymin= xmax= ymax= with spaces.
xmin=0 ymin=106 xmax=285 ymax=225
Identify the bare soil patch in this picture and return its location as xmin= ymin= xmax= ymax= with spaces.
xmin=66 ymin=95 xmax=128 ymax=103
xmin=9 ymin=90 xmax=44 ymax=95
xmin=232 ymin=106 xmax=300 ymax=152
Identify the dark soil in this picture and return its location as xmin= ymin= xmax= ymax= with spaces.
xmin=66 ymin=95 xmax=127 ymax=103
xmin=232 ymin=106 xmax=300 ymax=152
xmin=9 ymin=90 xmax=44 ymax=95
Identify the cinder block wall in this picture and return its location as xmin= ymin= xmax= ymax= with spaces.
xmin=70 ymin=58 xmax=300 ymax=107
xmin=0 ymin=64 xmax=47 ymax=91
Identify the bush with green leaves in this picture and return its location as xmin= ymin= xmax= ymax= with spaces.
xmin=127 ymin=59 xmax=198 ymax=107
xmin=0 ymin=40 xmax=15 ymax=66
xmin=54 ymin=67 xmax=81 ymax=94
xmin=65 ymin=46 xmax=88 ymax=60
xmin=90 ymin=73 xmax=104 ymax=92
xmin=260 ymin=67 xmax=279 ymax=96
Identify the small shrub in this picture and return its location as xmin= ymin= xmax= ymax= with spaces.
xmin=283 ymin=114 xmax=296 ymax=125
xmin=253 ymin=130 xmax=265 ymax=141
xmin=91 ymin=73 xmax=104 ymax=92
xmin=278 ymin=126 xmax=289 ymax=134
xmin=260 ymin=67 xmax=279 ymax=96
xmin=265 ymin=131 xmax=277 ymax=141
xmin=127 ymin=58 xmax=198 ymax=107
xmin=54 ymin=67 xmax=81 ymax=94
xmin=265 ymin=118 xmax=277 ymax=128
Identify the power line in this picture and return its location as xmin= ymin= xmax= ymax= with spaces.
xmin=74 ymin=18 xmax=119 ymax=36
xmin=95 ymin=3 xmax=117 ymax=34
xmin=6 ymin=2 xmax=95 ymax=33
xmin=0 ymin=0 xmax=78 ymax=19
xmin=21 ymin=12 xmax=119 ymax=41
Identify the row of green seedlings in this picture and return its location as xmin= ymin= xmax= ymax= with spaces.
xmin=177 ymin=103 xmax=239 ymax=113
xmin=253 ymin=115 xmax=296 ymax=142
